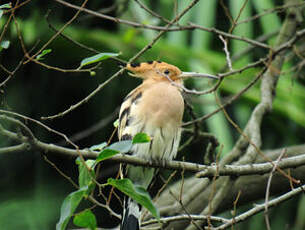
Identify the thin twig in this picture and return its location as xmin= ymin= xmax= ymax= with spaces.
xmin=228 ymin=0 xmax=249 ymax=34
xmin=264 ymin=149 xmax=286 ymax=230
xmin=0 ymin=58 xmax=24 ymax=88
xmin=0 ymin=115 xmax=36 ymax=141
xmin=211 ymin=184 xmax=305 ymax=230
xmin=0 ymin=143 xmax=29 ymax=154
xmin=168 ymin=189 xmax=204 ymax=230
xmin=54 ymin=0 xmax=273 ymax=50
xmin=184 ymin=25 xmax=305 ymax=124
xmin=0 ymin=109 xmax=77 ymax=148
xmin=133 ymin=0 xmax=171 ymax=24
xmin=183 ymin=67 xmax=264 ymax=126
xmin=3 ymin=0 xmax=32 ymax=14
xmin=188 ymin=23 xmax=271 ymax=50
xmin=214 ymin=92 xmax=299 ymax=184
xmin=42 ymin=0 xmax=200 ymax=120
xmin=141 ymin=214 xmax=229 ymax=227
xmin=219 ymin=35 xmax=233 ymax=71
xmin=24 ymin=0 xmax=89 ymax=64
xmin=236 ymin=2 xmax=305 ymax=26
xmin=231 ymin=190 xmax=242 ymax=230
xmin=45 ymin=11 xmax=126 ymax=64
xmin=43 ymin=155 xmax=79 ymax=188
xmin=41 ymin=68 xmax=124 ymax=120
xmin=0 ymin=0 xmax=17 ymax=43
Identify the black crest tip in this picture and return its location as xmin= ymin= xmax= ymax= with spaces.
xmin=130 ymin=62 xmax=141 ymax=68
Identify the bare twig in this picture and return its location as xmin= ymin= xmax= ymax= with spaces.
xmin=0 ymin=143 xmax=29 ymax=154
xmin=0 ymin=58 xmax=25 ymax=88
xmin=0 ymin=109 xmax=78 ymax=148
xmin=183 ymin=66 xmax=265 ymax=126
xmin=3 ymin=0 xmax=32 ymax=14
xmin=43 ymin=155 xmax=79 ymax=188
xmin=211 ymin=184 xmax=305 ymax=230
xmin=40 ymin=68 xmax=124 ymax=120
xmin=45 ymin=11 xmax=126 ymax=64
xmin=231 ymin=190 xmax=242 ymax=229
xmin=24 ymin=0 xmax=89 ymax=64
xmin=168 ymin=189 xmax=203 ymax=230
xmin=236 ymin=2 xmax=305 ymax=26
xmin=264 ymin=149 xmax=287 ymax=230
xmin=42 ymin=0 xmax=200 ymax=120
xmin=0 ymin=1 xmax=17 ymax=43
xmin=228 ymin=0 xmax=249 ymax=34
xmin=218 ymin=35 xmax=233 ymax=71
xmin=133 ymin=0 xmax=171 ymax=24
xmin=54 ymin=0 xmax=273 ymax=50
xmin=141 ymin=214 xmax=229 ymax=227
xmin=188 ymin=23 xmax=271 ymax=50
xmin=214 ymin=91 xmax=299 ymax=184
xmin=0 ymin=115 xmax=36 ymax=141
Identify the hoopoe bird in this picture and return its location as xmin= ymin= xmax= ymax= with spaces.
xmin=118 ymin=61 xmax=216 ymax=229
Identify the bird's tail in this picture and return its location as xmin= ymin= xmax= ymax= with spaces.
xmin=121 ymin=197 xmax=141 ymax=230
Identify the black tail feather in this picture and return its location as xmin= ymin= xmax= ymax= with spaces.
xmin=121 ymin=197 xmax=140 ymax=230
xmin=121 ymin=213 xmax=139 ymax=230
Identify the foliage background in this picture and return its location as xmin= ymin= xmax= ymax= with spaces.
xmin=0 ymin=0 xmax=305 ymax=229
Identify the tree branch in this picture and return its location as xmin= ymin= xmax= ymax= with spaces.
xmin=1 ymin=116 xmax=305 ymax=177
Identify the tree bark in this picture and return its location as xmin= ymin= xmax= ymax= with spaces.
xmin=154 ymin=144 xmax=305 ymax=229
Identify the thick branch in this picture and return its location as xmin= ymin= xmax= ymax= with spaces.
xmin=1 ymin=123 xmax=305 ymax=177
xmin=154 ymin=145 xmax=305 ymax=229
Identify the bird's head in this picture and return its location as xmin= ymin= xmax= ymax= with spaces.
xmin=126 ymin=61 xmax=182 ymax=83
xmin=125 ymin=61 xmax=218 ymax=84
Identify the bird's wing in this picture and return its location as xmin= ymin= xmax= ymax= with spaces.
xmin=118 ymin=87 xmax=144 ymax=141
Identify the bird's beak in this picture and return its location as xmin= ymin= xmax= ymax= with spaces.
xmin=180 ymin=72 xmax=219 ymax=79
xmin=127 ymin=72 xmax=138 ymax=77
xmin=127 ymin=72 xmax=143 ymax=79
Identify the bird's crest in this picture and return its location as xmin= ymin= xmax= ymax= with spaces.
xmin=126 ymin=61 xmax=182 ymax=81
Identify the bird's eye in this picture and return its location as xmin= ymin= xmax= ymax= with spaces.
xmin=164 ymin=69 xmax=170 ymax=75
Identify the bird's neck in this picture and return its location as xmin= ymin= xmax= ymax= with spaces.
xmin=142 ymin=77 xmax=183 ymax=86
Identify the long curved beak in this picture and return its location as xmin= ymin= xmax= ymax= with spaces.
xmin=127 ymin=72 xmax=140 ymax=78
xmin=180 ymin=72 xmax=218 ymax=79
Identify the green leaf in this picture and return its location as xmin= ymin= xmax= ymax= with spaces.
xmin=80 ymin=52 xmax=120 ymax=67
xmin=96 ymin=149 xmax=120 ymax=162
xmin=0 ymin=3 xmax=12 ymax=20
xmin=76 ymin=158 xmax=95 ymax=189
xmin=96 ymin=140 xmax=132 ymax=163
xmin=113 ymin=119 xmax=119 ymax=128
xmin=90 ymin=142 xmax=107 ymax=152
xmin=36 ymin=49 xmax=52 ymax=60
xmin=132 ymin=133 xmax=151 ymax=144
xmin=56 ymin=187 xmax=88 ymax=230
xmin=108 ymin=178 xmax=160 ymax=220
xmin=107 ymin=140 xmax=132 ymax=153
xmin=73 ymin=209 xmax=97 ymax=230
xmin=0 ymin=40 xmax=10 ymax=51
xmin=0 ymin=3 xmax=12 ymax=9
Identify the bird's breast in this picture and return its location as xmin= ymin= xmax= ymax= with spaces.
xmin=138 ymin=82 xmax=184 ymax=127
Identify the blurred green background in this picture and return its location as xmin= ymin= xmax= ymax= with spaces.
xmin=1 ymin=0 xmax=305 ymax=229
